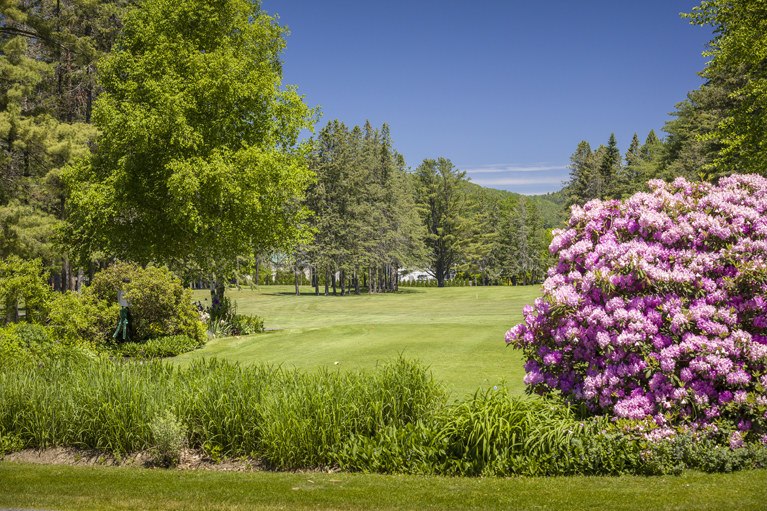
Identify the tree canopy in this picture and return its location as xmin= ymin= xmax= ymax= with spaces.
xmin=61 ymin=0 xmax=316 ymax=272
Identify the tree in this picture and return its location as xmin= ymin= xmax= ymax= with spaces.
xmin=0 ymin=0 xmax=129 ymax=288
xmin=495 ymin=197 xmax=545 ymax=285
xmin=61 ymin=0 xmax=316 ymax=297
xmin=599 ymin=133 xmax=621 ymax=198
xmin=683 ymin=0 xmax=767 ymax=176
xmin=565 ymin=140 xmax=595 ymax=207
xmin=662 ymin=85 xmax=731 ymax=181
xmin=305 ymin=120 xmax=423 ymax=295
xmin=413 ymin=157 xmax=468 ymax=287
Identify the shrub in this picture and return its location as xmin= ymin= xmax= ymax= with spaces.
xmin=196 ymin=296 xmax=264 ymax=337
xmin=89 ymin=262 xmax=205 ymax=343
xmin=506 ymin=174 xmax=767 ymax=438
xmin=0 ymin=430 xmax=24 ymax=457
xmin=47 ymin=291 xmax=120 ymax=348
xmin=116 ymin=335 xmax=203 ymax=359
xmin=0 ymin=256 xmax=51 ymax=325
xmin=4 ymin=354 xmax=767 ymax=476
xmin=149 ymin=409 xmax=187 ymax=467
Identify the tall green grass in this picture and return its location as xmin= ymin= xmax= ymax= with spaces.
xmin=0 ymin=355 xmax=445 ymax=468
xmin=3 ymin=355 xmax=767 ymax=476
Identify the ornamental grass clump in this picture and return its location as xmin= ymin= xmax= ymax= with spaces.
xmin=506 ymin=174 xmax=767 ymax=442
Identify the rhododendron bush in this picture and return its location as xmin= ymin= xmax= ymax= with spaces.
xmin=506 ymin=174 xmax=767 ymax=440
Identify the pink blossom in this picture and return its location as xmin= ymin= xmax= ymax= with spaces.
xmin=505 ymin=174 xmax=767 ymax=434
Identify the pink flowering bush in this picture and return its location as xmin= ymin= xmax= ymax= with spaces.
xmin=506 ymin=174 xmax=767 ymax=440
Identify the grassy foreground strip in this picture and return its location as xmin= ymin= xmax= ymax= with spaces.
xmin=183 ymin=285 xmax=539 ymax=397
xmin=1 ymin=463 xmax=766 ymax=511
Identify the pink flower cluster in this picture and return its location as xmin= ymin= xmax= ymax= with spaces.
xmin=507 ymin=175 xmax=767 ymax=437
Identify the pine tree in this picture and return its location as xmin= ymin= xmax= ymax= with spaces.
xmin=599 ymin=133 xmax=621 ymax=198
xmin=413 ymin=157 xmax=467 ymax=287
xmin=0 ymin=0 xmax=127 ymax=286
xmin=565 ymin=141 xmax=596 ymax=206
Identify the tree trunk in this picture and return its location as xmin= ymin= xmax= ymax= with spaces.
xmin=314 ymin=266 xmax=319 ymax=295
xmin=354 ymin=269 xmax=360 ymax=295
xmin=211 ymin=275 xmax=225 ymax=304
xmin=331 ymin=270 xmax=337 ymax=295
xmin=294 ymin=265 xmax=300 ymax=296
xmin=5 ymin=298 xmax=18 ymax=324
xmin=367 ymin=267 xmax=372 ymax=294
xmin=392 ymin=265 xmax=398 ymax=292
xmin=340 ymin=269 xmax=346 ymax=296
xmin=62 ymin=258 xmax=75 ymax=292
xmin=254 ymin=253 xmax=260 ymax=287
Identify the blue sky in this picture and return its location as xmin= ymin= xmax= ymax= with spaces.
xmin=260 ymin=1 xmax=713 ymax=194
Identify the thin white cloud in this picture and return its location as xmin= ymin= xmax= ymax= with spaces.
xmin=465 ymin=164 xmax=568 ymax=174
xmin=471 ymin=176 xmax=567 ymax=186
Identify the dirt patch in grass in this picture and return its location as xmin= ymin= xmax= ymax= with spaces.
xmin=3 ymin=447 xmax=265 ymax=472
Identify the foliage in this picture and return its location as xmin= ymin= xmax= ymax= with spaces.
xmin=0 ymin=1 xmax=129 ymax=280
xmin=61 ymin=0 xmax=315 ymax=273
xmin=684 ymin=0 xmax=767 ymax=176
xmin=0 ymin=355 xmax=445 ymax=462
xmin=0 ymin=256 xmax=51 ymax=324
xmin=47 ymin=290 xmax=120 ymax=348
xmin=0 ymin=430 xmax=24 ymax=457
xmin=89 ymin=262 xmax=205 ymax=343
xmin=413 ymin=158 xmax=470 ymax=287
xmin=4 ymin=351 xmax=767 ymax=476
xmin=148 ymin=409 xmax=186 ymax=467
xmin=305 ymin=120 xmax=424 ymax=295
xmin=507 ymin=175 xmax=767 ymax=439
xmin=196 ymin=297 xmax=264 ymax=337
xmin=115 ymin=335 xmax=203 ymax=359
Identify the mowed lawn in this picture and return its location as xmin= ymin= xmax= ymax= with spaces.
xmin=176 ymin=285 xmax=540 ymax=397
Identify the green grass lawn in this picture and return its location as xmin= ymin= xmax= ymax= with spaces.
xmin=2 ymin=462 xmax=766 ymax=511
xmin=178 ymin=285 xmax=540 ymax=397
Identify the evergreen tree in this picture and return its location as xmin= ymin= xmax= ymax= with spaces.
xmin=413 ymin=157 xmax=467 ymax=287
xmin=459 ymin=192 xmax=499 ymax=285
xmin=0 ymin=0 xmax=128 ymax=287
xmin=662 ymin=84 xmax=731 ymax=181
xmin=565 ymin=140 xmax=595 ymax=207
xmin=306 ymin=120 xmax=422 ymax=294
xmin=599 ymin=133 xmax=621 ymax=198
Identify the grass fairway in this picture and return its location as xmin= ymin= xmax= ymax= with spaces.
xmin=2 ymin=462 xmax=766 ymax=511
xmin=177 ymin=285 xmax=539 ymax=397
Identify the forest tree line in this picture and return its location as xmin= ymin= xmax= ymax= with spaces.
xmin=1 ymin=0 xmax=765 ymax=294
xmin=0 ymin=0 xmax=553 ymax=292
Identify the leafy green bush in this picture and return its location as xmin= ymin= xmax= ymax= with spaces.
xmin=229 ymin=313 xmax=264 ymax=335
xmin=116 ymin=335 xmax=203 ymax=359
xmin=149 ymin=409 xmax=186 ymax=467
xmin=89 ymin=262 xmax=205 ymax=343
xmin=0 ymin=325 xmax=27 ymax=361
xmin=0 ymin=256 xmax=51 ymax=325
xmin=198 ymin=296 xmax=264 ymax=337
xmin=0 ymin=430 xmax=24 ymax=457
xmin=47 ymin=291 xmax=120 ymax=348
